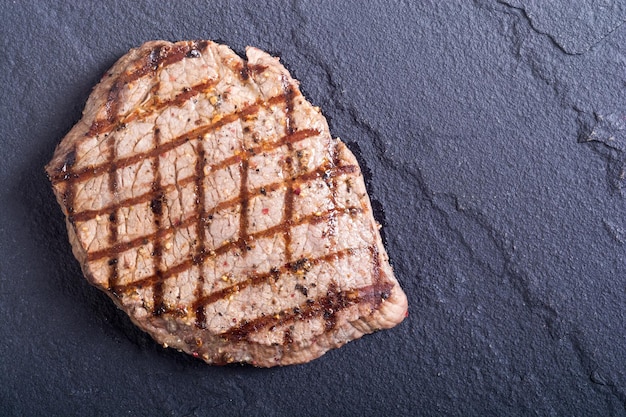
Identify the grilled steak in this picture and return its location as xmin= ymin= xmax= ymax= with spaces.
xmin=46 ymin=40 xmax=408 ymax=367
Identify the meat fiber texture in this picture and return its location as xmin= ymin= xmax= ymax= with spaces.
xmin=46 ymin=40 xmax=407 ymax=367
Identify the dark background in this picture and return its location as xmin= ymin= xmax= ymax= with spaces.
xmin=1 ymin=1 xmax=625 ymax=416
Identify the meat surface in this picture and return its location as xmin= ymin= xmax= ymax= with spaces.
xmin=46 ymin=40 xmax=408 ymax=367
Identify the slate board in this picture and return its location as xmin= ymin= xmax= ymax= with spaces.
xmin=1 ymin=1 xmax=625 ymax=416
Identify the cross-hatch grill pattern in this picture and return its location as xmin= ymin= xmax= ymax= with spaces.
xmin=52 ymin=41 xmax=389 ymax=345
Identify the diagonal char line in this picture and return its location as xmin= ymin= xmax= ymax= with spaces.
xmin=111 ymin=205 xmax=363 ymax=295
xmin=68 ymin=128 xmax=320 ymax=223
xmin=52 ymin=94 xmax=288 ymax=185
xmin=122 ymin=41 xmax=200 ymax=86
xmin=150 ymin=127 xmax=167 ymax=315
xmin=120 ymin=79 xmax=218 ymax=128
xmin=220 ymin=280 xmax=395 ymax=342
xmin=282 ymin=79 xmax=297 ymax=264
xmin=238 ymin=145 xmax=251 ymax=252
xmin=193 ymin=141 xmax=208 ymax=327
xmin=106 ymin=135 xmax=119 ymax=289
xmin=192 ymin=246 xmax=360 ymax=310
xmin=85 ymin=162 xmax=358 ymax=262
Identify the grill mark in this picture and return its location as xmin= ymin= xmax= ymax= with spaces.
xmin=111 ymin=207 xmax=362 ymax=294
xmin=87 ymin=82 xmax=123 ymax=137
xmin=282 ymin=179 xmax=294 ymax=260
xmin=220 ymin=280 xmax=394 ymax=342
xmin=366 ymin=238 xmax=392 ymax=301
xmin=70 ymin=128 xmax=327 ymax=223
xmin=282 ymin=81 xmax=297 ymax=262
xmin=322 ymin=282 xmax=340 ymax=331
xmin=370 ymin=244 xmax=382 ymax=286
xmin=239 ymin=60 xmax=250 ymax=81
xmin=105 ymin=81 xmax=123 ymax=123
xmin=86 ymin=163 xmax=358 ymax=262
xmin=249 ymin=64 xmax=268 ymax=75
xmin=51 ymin=94 xmax=288 ymax=185
xmin=118 ymin=78 xmax=218 ymax=130
xmin=191 ymin=247 xmax=356 ymax=310
xmin=194 ymin=142 xmax=208 ymax=328
xmin=237 ymin=61 xmax=268 ymax=81
xmin=87 ymin=120 xmax=112 ymax=138
xmin=106 ymin=135 xmax=119 ymax=289
xmin=238 ymin=115 xmax=250 ymax=251
xmin=128 ymin=42 xmax=193 ymax=85
xmin=150 ymin=127 xmax=166 ymax=316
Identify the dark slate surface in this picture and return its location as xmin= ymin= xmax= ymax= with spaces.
xmin=1 ymin=1 xmax=625 ymax=416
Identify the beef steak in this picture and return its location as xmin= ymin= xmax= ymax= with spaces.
xmin=46 ymin=40 xmax=408 ymax=366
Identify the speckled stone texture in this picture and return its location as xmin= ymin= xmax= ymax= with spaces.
xmin=0 ymin=1 xmax=624 ymax=416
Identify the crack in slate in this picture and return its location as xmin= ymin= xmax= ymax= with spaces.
xmin=602 ymin=219 xmax=626 ymax=244
xmin=437 ymin=194 xmax=561 ymax=337
xmin=474 ymin=1 xmax=577 ymax=105
xmin=356 ymin=123 xmax=570 ymax=341
xmin=495 ymin=0 xmax=626 ymax=56
xmin=495 ymin=0 xmax=580 ymax=56
xmin=391 ymin=162 xmax=562 ymax=338
xmin=577 ymin=109 xmax=626 ymax=195
xmin=567 ymin=331 xmax=626 ymax=411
